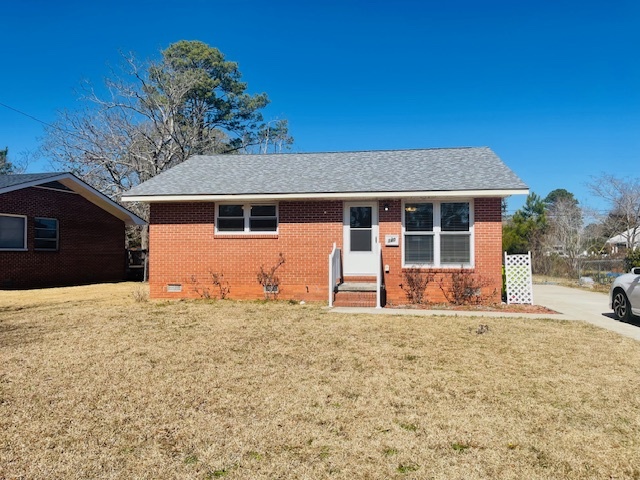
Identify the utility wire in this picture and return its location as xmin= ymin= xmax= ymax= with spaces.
xmin=0 ymin=101 xmax=57 ymax=129
xmin=0 ymin=101 xmax=88 ymax=143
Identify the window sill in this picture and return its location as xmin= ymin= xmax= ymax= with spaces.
xmin=0 ymin=248 xmax=28 ymax=252
xmin=402 ymin=266 xmax=475 ymax=271
xmin=214 ymin=234 xmax=278 ymax=239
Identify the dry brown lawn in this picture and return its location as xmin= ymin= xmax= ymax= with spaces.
xmin=1 ymin=283 xmax=640 ymax=479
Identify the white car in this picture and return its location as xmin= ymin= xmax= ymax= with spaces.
xmin=610 ymin=267 xmax=640 ymax=322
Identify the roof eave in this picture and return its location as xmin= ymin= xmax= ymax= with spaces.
xmin=123 ymin=188 xmax=530 ymax=203
xmin=1 ymin=173 xmax=146 ymax=225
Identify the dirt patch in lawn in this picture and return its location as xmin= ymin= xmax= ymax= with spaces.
xmin=1 ymin=283 xmax=639 ymax=479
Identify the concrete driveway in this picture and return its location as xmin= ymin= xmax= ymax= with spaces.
xmin=533 ymin=283 xmax=640 ymax=341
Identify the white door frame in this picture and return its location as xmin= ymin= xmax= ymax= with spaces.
xmin=343 ymin=201 xmax=379 ymax=276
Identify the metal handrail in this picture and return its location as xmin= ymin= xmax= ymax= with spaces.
xmin=376 ymin=242 xmax=383 ymax=309
xmin=328 ymin=242 xmax=342 ymax=307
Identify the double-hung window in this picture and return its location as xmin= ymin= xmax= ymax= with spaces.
xmin=404 ymin=203 xmax=434 ymax=263
xmin=34 ymin=217 xmax=59 ymax=251
xmin=403 ymin=201 xmax=472 ymax=267
xmin=216 ymin=203 xmax=278 ymax=234
xmin=440 ymin=202 xmax=471 ymax=264
xmin=0 ymin=214 xmax=27 ymax=250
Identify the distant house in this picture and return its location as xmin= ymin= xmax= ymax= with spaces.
xmin=0 ymin=173 xmax=145 ymax=289
xmin=123 ymin=147 xmax=528 ymax=306
xmin=606 ymin=227 xmax=640 ymax=254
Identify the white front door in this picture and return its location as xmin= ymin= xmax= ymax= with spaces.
xmin=343 ymin=202 xmax=378 ymax=275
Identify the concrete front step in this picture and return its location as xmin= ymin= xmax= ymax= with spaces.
xmin=337 ymin=282 xmax=377 ymax=292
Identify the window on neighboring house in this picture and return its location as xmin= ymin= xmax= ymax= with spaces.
xmin=34 ymin=217 xmax=59 ymax=251
xmin=403 ymin=201 xmax=472 ymax=267
xmin=0 ymin=214 xmax=27 ymax=250
xmin=216 ymin=204 xmax=278 ymax=234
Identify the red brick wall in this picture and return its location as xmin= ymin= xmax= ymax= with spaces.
xmin=149 ymin=198 xmax=503 ymax=304
xmin=382 ymin=197 xmax=503 ymax=305
xmin=149 ymin=201 xmax=342 ymax=300
xmin=0 ymin=187 xmax=126 ymax=289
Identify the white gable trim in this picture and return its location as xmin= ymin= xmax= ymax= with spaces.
xmin=1 ymin=173 xmax=146 ymax=225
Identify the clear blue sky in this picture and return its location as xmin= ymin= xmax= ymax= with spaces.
xmin=1 ymin=0 xmax=638 ymax=214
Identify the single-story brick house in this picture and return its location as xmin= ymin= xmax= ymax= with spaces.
xmin=123 ymin=147 xmax=528 ymax=306
xmin=0 ymin=173 xmax=145 ymax=289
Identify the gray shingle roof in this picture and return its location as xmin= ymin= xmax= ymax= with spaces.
xmin=0 ymin=172 xmax=146 ymax=225
xmin=0 ymin=173 xmax=61 ymax=190
xmin=124 ymin=147 xmax=528 ymax=198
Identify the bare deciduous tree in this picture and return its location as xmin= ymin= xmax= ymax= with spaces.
xmin=543 ymin=197 xmax=585 ymax=276
xmin=43 ymin=40 xmax=291 ymax=211
xmin=589 ymin=174 xmax=640 ymax=250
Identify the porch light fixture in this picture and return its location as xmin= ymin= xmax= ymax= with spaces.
xmin=383 ymin=203 xmax=390 ymax=212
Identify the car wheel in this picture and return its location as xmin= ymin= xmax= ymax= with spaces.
xmin=612 ymin=289 xmax=632 ymax=322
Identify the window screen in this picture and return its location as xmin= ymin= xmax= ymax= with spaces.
xmin=441 ymin=202 xmax=469 ymax=232
xmin=405 ymin=203 xmax=433 ymax=231
xmin=217 ymin=204 xmax=278 ymax=233
xmin=0 ymin=215 xmax=26 ymax=249
xmin=218 ymin=205 xmax=245 ymax=231
xmin=249 ymin=205 xmax=277 ymax=232
xmin=441 ymin=235 xmax=471 ymax=263
xmin=34 ymin=218 xmax=58 ymax=250
xmin=405 ymin=234 xmax=434 ymax=264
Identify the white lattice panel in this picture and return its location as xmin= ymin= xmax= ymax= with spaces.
xmin=505 ymin=252 xmax=533 ymax=305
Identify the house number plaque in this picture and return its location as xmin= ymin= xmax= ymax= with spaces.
xmin=385 ymin=235 xmax=399 ymax=246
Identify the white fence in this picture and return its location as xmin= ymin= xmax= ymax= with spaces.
xmin=504 ymin=252 xmax=533 ymax=305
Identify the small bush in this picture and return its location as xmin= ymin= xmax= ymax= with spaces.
xmin=189 ymin=275 xmax=211 ymax=299
xmin=189 ymin=271 xmax=230 ymax=299
xmin=257 ymin=253 xmax=285 ymax=299
xmin=438 ymin=267 xmax=492 ymax=305
xmin=400 ymin=268 xmax=433 ymax=304
xmin=131 ymin=286 xmax=148 ymax=303
xmin=210 ymin=272 xmax=230 ymax=299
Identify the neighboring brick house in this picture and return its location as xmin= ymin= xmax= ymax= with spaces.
xmin=0 ymin=173 xmax=145 ymax=289
xmin=123 ymin=148 xmax=528 ymax=306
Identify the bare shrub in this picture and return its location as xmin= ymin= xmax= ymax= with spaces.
xmin=131 ymin=286 xmax=148 ymax=303
xmin=209 ymin=272 xmax=230 ymax=299
xmin=189 ymin=275 xmax=211 ymax=299
xmin=400 ymin=268 xmax=433 ymax=304
xmin=189 ymin=271 xmax=230 ymax=300
xmin=257 ymin=253 xmax=285 ymax=299
xmin=439 ymin=268 xmax=493 ymax=305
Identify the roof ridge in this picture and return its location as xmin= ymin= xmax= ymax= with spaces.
xmin=191 ymin=146 xmax=488 ymax=158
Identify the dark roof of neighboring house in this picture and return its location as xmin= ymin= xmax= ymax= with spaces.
xmin=123 ymin=147 xmax=528 ymax=200
xmin=0 ymin=172 xmax=61 ymax=189
xmin=0 ymin=173 xmax=146 ymax=225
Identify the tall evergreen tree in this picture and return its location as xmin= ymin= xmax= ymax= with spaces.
xmin=0 ymin=147 xmax=14 ymax=175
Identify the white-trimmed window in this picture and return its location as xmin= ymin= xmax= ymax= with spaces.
xmin=403 ymin=200 xmax=473 ymax=267
xmin=0 ymin=214 xmax=27 ymax=250
xmin=34 ymin=217 xmax=59 ymax=251
xmin=216 ymin=203 xmax=278 ymax=234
